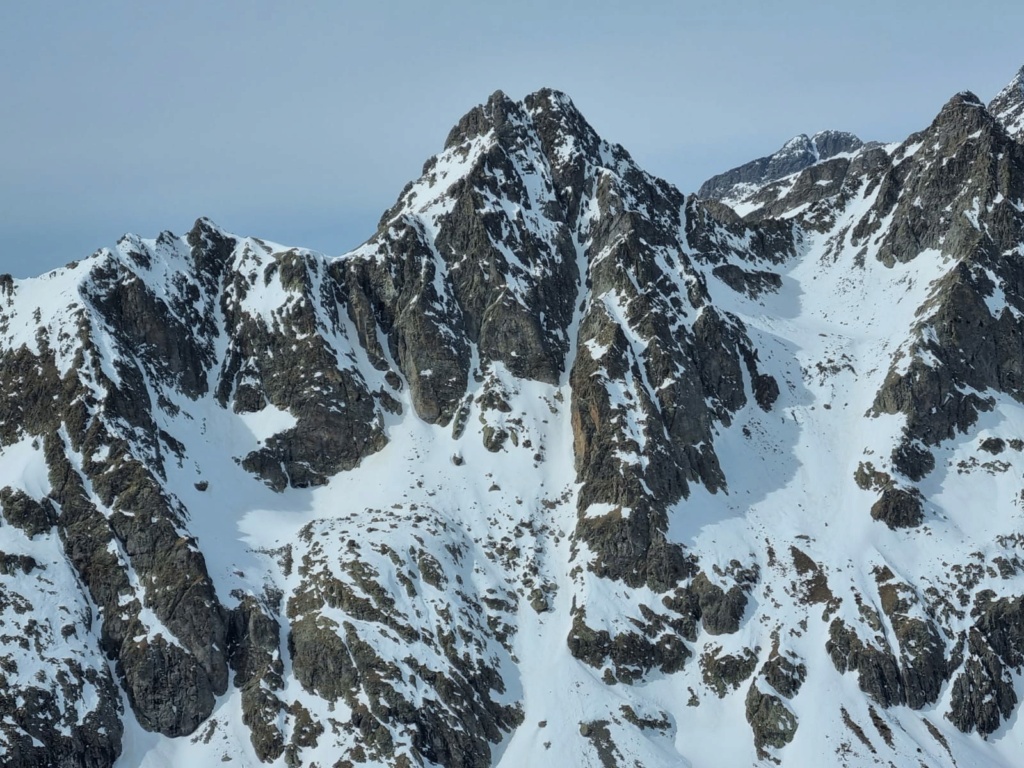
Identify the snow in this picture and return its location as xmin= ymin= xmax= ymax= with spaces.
xmin=3 ymin=88 xmax=1024 ymax=768
xmin=0 ymin=437 xmax=50 ymax=498
xmin=107 ymin=131 xmax=1024 ymax=767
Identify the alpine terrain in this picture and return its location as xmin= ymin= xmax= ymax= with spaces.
xmin=3 ymin=65 xmax=1024 ymax=768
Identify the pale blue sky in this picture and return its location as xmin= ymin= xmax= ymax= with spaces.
xmin=2 ymin=1 xmax=1022 ymax=277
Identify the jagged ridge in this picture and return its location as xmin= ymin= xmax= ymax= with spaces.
xmin=1 ymin=67 xmax=1024 ymax=767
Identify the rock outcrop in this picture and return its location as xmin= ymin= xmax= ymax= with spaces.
xmin=698 ymin=130 xmax=864 ymax=201
xmin=2 ymin=65 xmax=1024 ymax=767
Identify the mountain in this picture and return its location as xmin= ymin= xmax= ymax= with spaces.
xmin=3 ymin=68 xmax=1024 ymax=767
xmin=697 ymin=129 xmax=866 ymax=201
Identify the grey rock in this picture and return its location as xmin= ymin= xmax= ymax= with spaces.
xmin=701 ymin=646 xmax=758 ymax=697
xmin=0 ymin=486 xmax=57 ymax=538
xmin=286 ymin=520 xmax=521 ymax=767
xmin=0 ymin=665 xmax=123 ymax=768
xmin=745 ymin=684 xmax=798 ymax=755
xmin=760 ymin=653 xmax=807 ymax=700
xmin=827 ymin=617 xmax=905 ymax=708
xmin=691 ymin=572 xmax=749 ymax=635
xmin=875 ymin=567 xmax=947 ymax=708
xmin=948 ymin=629 xmax=1017 ymax=736
xmin=566 ymin=608 xmax=692 ymax=682
xmin=870 ymin=486 xmax=925 ymax=529
xmin=699 ymin=130 xmax=863 ymax=200
xmin=228 ymin=597 xmax=286 ymax=762
xmin=712 ymin=263 xmax=782 ymax=298
xmin=989 ymin=65 xmax=1024 ymax=141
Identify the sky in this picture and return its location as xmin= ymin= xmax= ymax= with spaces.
xmin=1 ymin=1 xmax=1022 ymax=278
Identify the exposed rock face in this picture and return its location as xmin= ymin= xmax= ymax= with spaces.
xmin=0 ymin=534 xmax=123 ymax=767
xmin=0 ymin=487 xmax=56 ymax=537
xmin=701 ymin=645 xmax=758 ymax=697
xmin=869 ymin=486 xmax=925 ymax=529
xmin=698 ymin=130 xmax=864 ymax=200
xmin=227 ymin=597 xmax=286 ymax=762
xmin=337 ymin=90 xmax=584 ymax=426
xmin=947 ymin=592 xmax=1024 ymax=735
xmin=0 ymin=296 xmax=231 ymax=745
xmin=874 ymin=567 xmax=948 ymax=709
xmin=746 ymin=684 xmax=799 ymax=755
xmin=990 ymin=65 xmax=1024 ymax=140
xmin=3 ymin=66 xmax=1024 ymax=767
xmin=826 ymin=92 xmax=1024 ymax=546
xmin=744 ymin=638 xmax=805 ymax=756
xmin=284 ymin=517 xmax=523 ymax=768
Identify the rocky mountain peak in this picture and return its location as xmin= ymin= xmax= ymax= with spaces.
xmin=700 ymin=82 xmax=1019 ymax=227
xmin=697 ymin=128 xmax=864 ymax=200
xmin=932 ymin=89 xmax=988 ymax=127
xmin=185 ymin=215 xmax=237 ymax=278
xmin=406 ymin=87 xmax=615 ymax=232
xmin=443 ymin=88 xmax=519 ymax=148
xmin=810 ymin=129 xmax=864 ymax=158
xmin=989 ymin=64 xmax=1024 ymax=140
xmin=442 ymin=88 xmax=602 ymax=165
xmin=887 ymin=88 xmax=1007 ymax=174
xmin=8 ymin=72 xmax=1024 ymax=768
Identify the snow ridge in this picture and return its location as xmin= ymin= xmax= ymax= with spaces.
xmin=3 ymin=69 xmax=1024 ymax=767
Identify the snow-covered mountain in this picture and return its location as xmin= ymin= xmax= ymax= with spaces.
xmin=698 ymin=129 xmax=866 ymax=202
xmin=4 ymin=67 xmax=1024 ymax=767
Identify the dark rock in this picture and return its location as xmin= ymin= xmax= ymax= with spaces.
xmin=691 ymin=572 xmax=748 ymax=635
xmin=948 ymin=629 xmax=1017 ymax=736
xmin=566 ymin=609 xmax=692 ymax=682
xmin=972 ymin=593 xmax=1024 ymax=667
xmin=712 ymin=264 xmax=782 ymax=298
xmin=481 ymin=424 xmax=509 ymax=453
xmin=989 ymin=65 xmax=1024 ymax=141
xmin=46 ymin=433 xmax=230 ymax=737
xmin=827 ymin=618 xmax=904 ymax=707
xmin=228 ymin=597 xmax=286 ymax=761
xmin=699 ymin=131 xmax=863 ymax=201
xmin=746 ymin=684 xmax=798 ymax=755
xmin=120 ymin=635 xmax=223 ymax=736
xmin=0 ymin=659 xmax=124 ymax=768
xmin=578 ymin=719 xmax=623 ymax=768
xmin=760 ymin=653 xmax=807 ymax=700
xmin=574 ymin=504 xmax=695 ymax=592
xmin=875 ymin=568 xmax=947 ymax=708
xmin=0 ymin=551 xmax=40 ymax=575
xmin=701 ymin=646 xmax=758 ymax=697
xmin=286 ymin=523 xmax=521 ymax=767
xmin=86 ymin=254 xmax=212 ymax=399
xmin=861 ymin=93 xmax=1024 ymax=496
xmin=0 ymin=486 xmax=57 ymax=537
xmin=870 ymin=486 xmax=925 ymax=529
xmin=979 ymin=436 xmax=1007 ymax=454
xmin=751 ymin=371 xmax=780 ymax=411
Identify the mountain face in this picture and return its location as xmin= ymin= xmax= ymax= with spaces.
xmin=990 ymin=65 xmax=1024 ymax=141
xmin=3 ymin=69 xmax=1024 ymax=767
xmin=697 ymin=129 xmax=866 ymax=201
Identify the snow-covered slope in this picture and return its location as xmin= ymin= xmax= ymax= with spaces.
xmin=3 ymin=68 xmax=1024 ymax=768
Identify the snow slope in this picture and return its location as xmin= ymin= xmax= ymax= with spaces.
xmin=3 ymin=73 xmax=1024 ymax=768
